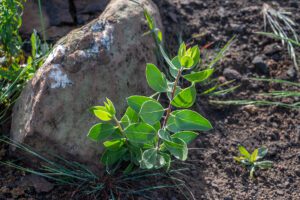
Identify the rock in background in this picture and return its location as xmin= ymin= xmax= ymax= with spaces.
xmin=12 ymin=0 xmax=163 ymax=168
xmin=20 ymin=0 xmax=110 ymax=41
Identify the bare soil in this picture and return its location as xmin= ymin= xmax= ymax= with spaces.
xmin=1 ymin=0 xmax=300 ymax=199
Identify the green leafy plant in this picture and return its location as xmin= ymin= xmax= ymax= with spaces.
xmin=234 ymin=145 xmax=273 ymax=179
xmin=0 ymin=0 xmax=25 ymax=57
xmin=139 ymin=1 xmax=237 ymax=97
xmin=87 ymin=11 xmax=213 ymax=171
xmin=0 ymin=30 xmax=50 ymax=124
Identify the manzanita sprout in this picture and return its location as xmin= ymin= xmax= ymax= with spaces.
xmin=234 ymin=145 xmax=273 ymax=179
xmin=87 ymin=10 xmax=214 ymax=172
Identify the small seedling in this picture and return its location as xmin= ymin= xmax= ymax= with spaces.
xmin=234 ymin=145 xmax=273 ymax=179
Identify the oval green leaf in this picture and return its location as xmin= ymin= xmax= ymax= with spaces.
xmin=120 ymin=107 xmax=139 ymax=128
xmin=165 ymin=110 xmax=181 ymax=132
xmin=191 ymin=45 xmax=200 ymax=66
xmin=87 ymin=123 xmax=116 ymax=142
xmin=250 ymin=149 xmax=258 ymax=162
xmin=172 ymin=131 xmax=198 ymax=144
xmin=180 ymin=56 xmax=194 ymax=68
xmin=127 ymin=95 xmax=154 ymax=113
xmin=146 ymin=63 xmax=168 ymax=92
xmin=103 ymin=138 xmax=126 ymax=151
xmin=170 ymin=56 xmax=181 ymax=78
xmin=158 ymin=129 xmax=171 ymax=141
xmin=167 ymin=110 xmax=212 ymax=132
xmin=238 ymin=145 xmax=250 ymax=159
xmin=139 ymin=100 xmax=164 ymax=125
xmin=101 ymin=147 xmax=127 ymax=166
xmin=171 ymin=84 xmax=196 ymax=108
xmin=183 ymin=69 xmax=214 ymax=83
xmin=164 ymin=137 xmax=188 ymax=161
xmin=125 ymin=123 xmax=156 ymax=144
xmin=90 ymin=106 xmax=112 ymax=121
xmin=140 ymin=148 xmax=166 ymax=169
xmin=178 ymin=42 xmax=186 ymax=60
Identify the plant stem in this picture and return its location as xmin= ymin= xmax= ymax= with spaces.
xmin=162 ymin=68 xmax=183 ymax=127
xmin=156 ymin=68 xmax=182 ymax=149
xmin=113 ymin=116 xmax=123 ymax=133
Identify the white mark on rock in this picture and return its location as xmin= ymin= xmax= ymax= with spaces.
xmin=87 ymin=20 xmax=114 ymax=56
xmin=49 ymin=64 xmax=72 ymax=89
xmin=91 ymin=21 xmax=105 ymax=32
xmin=44 ymin=45 xmax=66 ymax=65
xmin=100 ymin=23 xmax=114 ymax=50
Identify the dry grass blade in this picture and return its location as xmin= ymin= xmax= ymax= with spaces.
xmin=262 ymin=3 xmax=299 ymax=70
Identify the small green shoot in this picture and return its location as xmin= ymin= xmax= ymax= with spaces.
xmin=234 ymin=145 xmax=273 ymax=179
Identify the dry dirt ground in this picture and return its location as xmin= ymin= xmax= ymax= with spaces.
xmin=1 ymin=0 xmax=300 ymax=199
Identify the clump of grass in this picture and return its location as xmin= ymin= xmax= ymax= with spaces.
xmin=0 ymin=31 xmax=49 ymax=124
xmin=0 ymin=0 xmax=25 ymax=57
xmin=0 ymin=137 xmax=196 ymax=199
xmin=261 ymin=3 xmax=299 ymax=70
xmin=0 ymin=0 xmax=50 ymax=125
xmin=210 ymin=78 xmax=300 ymax=109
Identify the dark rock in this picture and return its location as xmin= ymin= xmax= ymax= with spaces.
xmin=223 ymin=68 xmax=242 ymax=80
xmin=74 ymin=0 xmax=109 ymax=24
xmin=295 ymin=169 xmax=300 ymax=177
xmin=252 ymin=55 xmax=269 ymax=74
xmin=21 ymin=0 xmax=50 ymax=37
xmin=44 ymin=0 xmax=74 ymax=26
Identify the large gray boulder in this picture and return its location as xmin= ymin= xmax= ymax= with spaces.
xmin=11 ymin=0 xmax=162 ymax=168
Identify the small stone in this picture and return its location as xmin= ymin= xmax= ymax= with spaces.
xmin=287 ymin=67 xmax=297 ymax=78
xmin=276 ymin=190 xmax=284 ymax=195
xmin=242 ymin=105 xmax=258 ymax=114
xmin=295 ymin=169 xmax=300 ymax=177
xmin=263 ymin=43 xmax=281 ymax=55
xmin=11 ymin=187 xmax=25 ymax=198
xmin=223 ymin=68 xmax=242 ymax=80
xmin=252 ymin=55 xmax=268 ymax=74
xmin=168 ymin=12 xmax=178 ymax=23
xmin=19 ymin=174 xmax=54 ymax=193
xmin=218 ymin=76 xmax=227 ymax=83
xmin=229 ymin=23 xmax=245 ymax=34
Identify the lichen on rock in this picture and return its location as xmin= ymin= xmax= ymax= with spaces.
xmin=49 ymin=64 xmax=73 ymax=89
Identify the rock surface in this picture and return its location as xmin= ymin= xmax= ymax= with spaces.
xmin=11 ymin=0 xmax=162 ymax=168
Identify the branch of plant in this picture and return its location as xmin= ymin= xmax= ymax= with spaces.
xmin=113 ymin=116 xmax=124 ymax=134
xmin=156 ymin=68 xmax=183 ymax=149
xmin=162 ymin=68 xmax=183 ymax=127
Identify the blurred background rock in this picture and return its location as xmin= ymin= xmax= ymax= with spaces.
xmin=20 ymin=0 xmax=109 ymax=41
